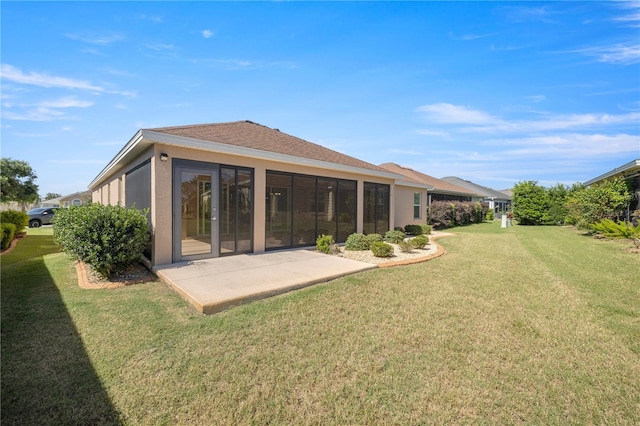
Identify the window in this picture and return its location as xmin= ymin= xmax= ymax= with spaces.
xmin=364 ymin=182 xmax=390 ymax=235
xmin=220 ymin=166 xmax=253 ymax=255
xmin=413 ymin=192 xmax=421 ymax=219
xmin=72 ymin=198 xmax=82 ymax=207
xmin=266 ymin=171 xmax=357 ymax=249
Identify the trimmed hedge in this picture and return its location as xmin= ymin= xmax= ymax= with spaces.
xmin=385 ymin=230 xmax=405 ymax=244
xmin=410 ymin=234 xmax=429 ymax=249
xmin=428 ymin=201 xmax=489 ymax=229
xmin=53 ymin=203 xmax=150 ymax=277
xmin=1 ymin=223 xmax=16 ymax=251
xmin=1 ymin=210 xmax=28 ymax=234
xmin=404 ymin=224 xmax=423 ymax=235
xmin=371 ymin=241 xmax=394 ymax=257
xmin=345 ymin=233 xmax=369 ymax=251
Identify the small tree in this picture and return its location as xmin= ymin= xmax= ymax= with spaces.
xmin=546 ymin=183 xmax=569 ymax=225
xmin=0 ymin=158 xmax=39 ymax=205
xmin=566 ymin=177 xmax=632 ymax=225
xmin=44 ymin=192 xmax=62 ymax=200
xmin=512 ymin=181 xmax=549 ymax=225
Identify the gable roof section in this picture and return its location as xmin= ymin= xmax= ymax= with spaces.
xmin=90 ymin=121 xmax=400 ymax=188
xmin=379 ymin=163 xmax=478 ymax=197
xmin=441 ymin=176 xmax=512 ymax=200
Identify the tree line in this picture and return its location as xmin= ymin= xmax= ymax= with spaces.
xmin=512 ymin=178 xmax=634 ymax=229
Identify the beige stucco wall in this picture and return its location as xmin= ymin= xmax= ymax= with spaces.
xmin=394 ymin=186 xmax=427 ymax=229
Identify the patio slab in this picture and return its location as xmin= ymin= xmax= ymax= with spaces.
xmin=153 ymin=250 xmax=377 ymax=314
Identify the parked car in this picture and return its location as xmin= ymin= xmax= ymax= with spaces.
xmin=27 ymin=207 xmax=59 ymax=228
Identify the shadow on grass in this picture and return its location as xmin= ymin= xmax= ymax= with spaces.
xmin=1 ymin=236 xmax=122 ymax=425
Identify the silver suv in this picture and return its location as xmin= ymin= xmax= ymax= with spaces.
xmin=27 ymin=207 xmax=58 ymax=228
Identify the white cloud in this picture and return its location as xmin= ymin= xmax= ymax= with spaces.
xmin=65 ymin=33 xmax=125 ymax=45
xmin=0 ymin=64 xmax=136 ymax=97
xmin=1 ymin=64 xmax=104 ymax=92
xmin=416 ymin=102 xmax=640 ymax=134
xmin=415 ymin=103 xmax=497 ymax=124
xmin=202 ymin=29 xmax=214 ymax=39
xmin=138 ymin=14 xmax=163 ymax=23
xmin=3 ymin=96 xmax=94 ymax=121
xmin=526 ymin=95 xmax=546 ymax=103
xmin=499 ymin=133 xmax=640 ymax=157
xmin=572 ymin=43 xmax=640 ymax=65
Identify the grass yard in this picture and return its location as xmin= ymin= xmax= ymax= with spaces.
xmin=2 ymin=223 xmax=639 ymax=424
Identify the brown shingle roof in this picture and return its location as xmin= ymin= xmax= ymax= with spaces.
xmin=379 ymin=163 xmax=479 ymax=196
xmin=147 ymin=120 xmax=388 ymax=173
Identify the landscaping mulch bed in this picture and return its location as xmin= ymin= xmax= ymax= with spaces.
xmin=76 ymin=261 xmax=157 ymax=289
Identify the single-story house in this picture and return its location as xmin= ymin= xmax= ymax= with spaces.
xmin=89 ymin=120 xmax=410 ymax=266
xmin=584 ymin=159 xmax=640 ymax=222
xmin=59 ymin=190 xmax=92 ymax=207
xmin=39 ymin=190 xmax=92 ymax=208
xmin=440 ymin=176 xmax=511 ymax=213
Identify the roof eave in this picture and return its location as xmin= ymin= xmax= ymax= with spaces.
xmin=89 ymin=130 xmax=149 ymax=189
xmin=584 ymin=159 xmax=640 ymax=186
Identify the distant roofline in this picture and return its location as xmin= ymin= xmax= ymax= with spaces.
xmin=583 ymin=159 xmax=640 ymax=186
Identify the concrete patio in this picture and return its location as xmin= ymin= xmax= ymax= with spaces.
xmin=153 ymin=249 xmax=377 ymax=314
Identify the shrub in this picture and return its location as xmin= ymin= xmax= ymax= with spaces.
xmin=53 ymin=203 xmax=150 ymax=277
xmin=566 ymin=177 xmax=632 ymax=226
xmin=1 ymin=223 xmax=16 ymax=251
xmin=345 ymin=233 xmax=370 ymax=251
xmin=591 ymin=219 xmax=640 ymax=239
xmin=420 ymin=224 xmax=432 ymax=235
xmin=404 ymin=224 xmax=423 ymax=235
xmin=486 ymin=208 xmax=495 ymax=221
xmin=316 ymin=234 xmax=335 ymax=254
xmin=365 ymin=233 xmax=383 ymax=245
xmin=410 ymin=234 xmax=429 ymax=249
xmin=398 ymin=240 xmax=413 ymax=253
xmin=371 ymin=241 xmax=393 ymax=257
xmin=385 ymin=230 xmax=405 ymax=244
xmin=428 ymin=201 xmax=453 ymax=229
xmin=0 ymin=210 xmax=28 ymax=234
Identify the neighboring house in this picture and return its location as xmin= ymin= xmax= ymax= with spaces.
xmin=89 ymin=121 xmax=404 ymax=266
xmin=379 ymin=163 xmax=479 ymax=206
xmin=59 ymin=190 xmax=92 ymax=208
xmin=375 ymin=163 xmax=432 ymax=229
xmin=39 ymin=198 xmax=61 ymax=208
xmin=441 ymin=176 xmax=512 ymax=213
xmin=584 ymin=159 xmax=640 ymax=222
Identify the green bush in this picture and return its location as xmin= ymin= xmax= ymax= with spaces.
xmin=0 ymin=210 xmax=28 ymax=234
xmin=384 ymin=230 xmax=405 ymax=244
xmin=53 ymin=203 xmax=150 ymax=277
xmin=345 ymin=233 xmax=370 ymax=251
xmin=1 ymin=223 xmax=16 ymax=251
xmin=371 ymin=241 xmax=394 ymax=257
xmin=404 ymin=224 xmax=423 ymax=235
xmin=316 ymin=234 xmax=335 ymax=254
xmin=591 ymin=219 xmax=640 ymax=239
xmin=410 ymin=234 xmax=429 ymax=249
xmin=420 ymin=224 xmax=432 ymax=235
xmin=398 ymin=240 xmax=413 ymax=253
xmin=365 ymin=233 xmax=383 ymax=245
xmin=486 ymin=208 xmax=495 ymax=221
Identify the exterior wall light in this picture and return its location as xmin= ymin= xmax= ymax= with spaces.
xmin=160 ymin=153 xmax=169 ymax=162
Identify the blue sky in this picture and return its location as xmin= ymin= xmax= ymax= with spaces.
xmin=2 ymin=1 xmax=639 ymax=198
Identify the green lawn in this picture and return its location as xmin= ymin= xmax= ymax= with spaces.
xmin=2 ymin=223 xmax=639 ymax=424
